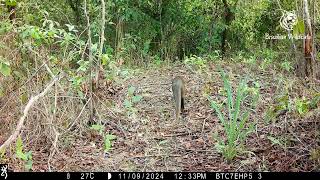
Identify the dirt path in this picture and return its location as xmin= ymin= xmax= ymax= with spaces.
xmin=104 ymin=65 xmax=222 ymax=171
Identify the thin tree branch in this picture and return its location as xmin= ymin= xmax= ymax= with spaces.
xmin=84 ymin=0 xmax=94 ymax=120
xmin=95 ymin=0 xmax=106 ymax=88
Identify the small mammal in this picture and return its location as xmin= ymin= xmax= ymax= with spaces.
xmin=172 ymin=76 xmax=185 ymax=120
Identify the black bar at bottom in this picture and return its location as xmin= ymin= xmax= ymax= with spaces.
xmin=1 ymin=172 xmax=319 ymax=180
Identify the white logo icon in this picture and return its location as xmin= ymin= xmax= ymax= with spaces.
xmin=280 ymin=11 xmax=298 ymax=31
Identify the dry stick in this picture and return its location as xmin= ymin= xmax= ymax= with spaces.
xmin=201 ymin=117 xmax=209 ymax=135
xmin=47 ymin=80 xmax=60 ymax=172
xmin=64 ymin=96 xmax=91 ymax=133
xmin=0 ymin=75 xmax=63 ymax=152
xmin=131 ymin=154 xmax=182 ymax=158
xmin=161 ymin=132 xmax=190 ymax=137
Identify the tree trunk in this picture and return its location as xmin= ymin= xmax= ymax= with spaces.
xmin=221 ymin=0 xmax=236 ymax=58
xmin=95 ymin=0 xmax=106 ymax=90
xmin=297 ymin=0 xmax=318 ymax=79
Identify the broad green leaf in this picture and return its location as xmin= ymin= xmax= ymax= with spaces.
xmin=101 ymin=54 xmax=109 ymax=65
xmin=104 ymin=139 xmax=111 ymax=152
xmin=267 ymin=136 xmax=283 ymax=147
xmin=16 ymin=136 xmax=23 ymax=153
xmin=208 ymin=96 xmax=226 ymax=128
xmin=159 ymin=140 xmax=168 ymax=145
xmin=90 ymin=124 xmax=104 ymax=134
xmin=30 ymin=28 xmax=41 ymax=40
xmin=124 ymin=99 xmax=132 ymax=108
xmin=105 ymin=134 xmax=116 ymax=140
xmin=132 ymin=95 xmax=142 ymax=103
xmin=65 ymin=24 xmax=75 ymax=32
xmin=25 ymin=159 xmax=33 ymax=171
xmin=104 ymin=134 xmax=116 ymax=152
xmin=310 ymin=94 xmax=320 ymax=109
xmin=5 ymin=0 xmax=17 ymax=6
xmin=16 ymin=151 xmax=27 ymax=161
xmin=128 ymin=86 xmax=135 ymax=95
xmin=0 ymin=147 xmax=5 ymax=159
xmin=16 ymin=136 xmax=28 ymax=161
xmin=0 ymin=61 xmax=11 ymax=76
xmin=25 ymin=151 xmax=32 ymax=158
xmin=293 ymin=24 xmax=299 ymax=36
xmin=220 ymin=69 xmax=234 ymax=121
xmin=293 ymin=18 xmax=305 ymax=36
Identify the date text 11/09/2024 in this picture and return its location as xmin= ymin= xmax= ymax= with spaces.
xmin=118 ymin=172 xmax=207 ymax=180
xmin=117 ymin=172 xmax=258 ymax=180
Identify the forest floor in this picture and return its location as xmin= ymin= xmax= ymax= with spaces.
xmin=1 ymin=62 xmax=320 ymax=171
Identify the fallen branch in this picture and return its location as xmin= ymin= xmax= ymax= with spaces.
xmin=0 ymin=74 xmax=63 ymax=152
xmin=130 ymin=154 xmax=182 ymax=158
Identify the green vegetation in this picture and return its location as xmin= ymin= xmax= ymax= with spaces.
xmin=90 ymin=124 xmax=117 ymax=153
xmin=208 ymin=70 xmax=258 ymax=161
xmin=124 ymin=85 xmax=143 ymax=117
xmin=0 ymin=0 xmax=319 ymax=172
xmin=15 ymin=136 xmax=33 ymax=171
